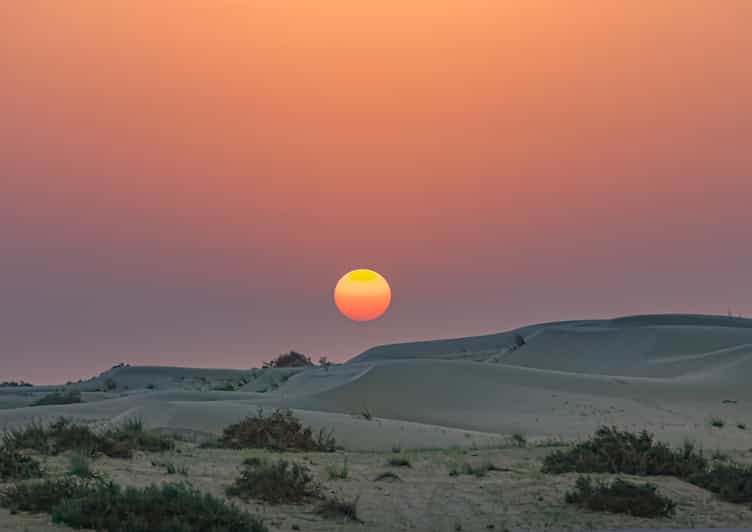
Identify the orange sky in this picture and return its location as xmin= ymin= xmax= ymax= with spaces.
xmin=1 ymin=2 xmax=751 ymax=382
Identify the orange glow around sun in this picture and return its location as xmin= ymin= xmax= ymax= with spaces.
xmin=334 ymin=269 xmax=391 ymax=322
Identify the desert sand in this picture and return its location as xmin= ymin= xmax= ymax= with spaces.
xmin=2 ymin=313 xmax=752 ymax=530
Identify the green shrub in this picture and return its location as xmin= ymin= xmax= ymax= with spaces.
xmin=1 ymin=477 xmax=266 ymax=532
xmin=689 ymin=463 xmax=752 ymax=504
xmin=31 ymin=390 xmax=82 ymax=407
xmin=316 ymin=496 xmax=362 ymax=522
xmin=565 ymin=476 xmax=676 ymax=518
xmin=541 ymin=426 xmax=707 ymax=477
xmin=3 ymin=418 xmax=173 ymax=458
xmin=220 ymin=409 xmax=335 ymax=452
xmin=386 ymin=457 xmax=411 ymax=468
xmin=0 ymin=447 xmax=43 ymax=481
xmin=226 ymin=458 xmax=318 ymax=504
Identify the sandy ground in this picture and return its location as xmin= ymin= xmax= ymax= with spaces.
xmin=2 ymin=314 xmax=752 ymax=530
xmin=2 ymin=443 xmax=752 ymax=532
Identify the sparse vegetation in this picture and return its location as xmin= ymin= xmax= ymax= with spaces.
xmin=386 ymin=457 xmax=412 ymax=468
xmin=511 ymin=433 xmax=527 ymax=448
xmin=104 ymin=378 xmax=118 ymax=391
xmin=737 ymin=423 xmax=747 ymax=430
xmin=0 ymin=381 xmax=32 ymax=388
xmin=315 ymin=496 xmax=362 ymax=523
xmin=263 ymin=351 xmax=313 ymax=368
xmin=449 ymin=461 xmax=503 ymax=478
xmin=151 ymin=460 xmax=188 ymax=476
xmin=689 ymin=462 xmax=752 ymax=504
xmin=541 ymin=426 xmax=708 ymax=477
xmin=361 ymin=406 xmax=373 ymax=421
xmin=31 ymin=390 xmax=82 ymax=407
xmin=68 ymin=452 xmax=94 ymax=479
xmin=565 ymin=476 xmax=677 ymax=518
xmin=226 ymin=458 xmax=318 ymax=504
xmin=0 ymin=447 xmax=43 ymax=481
xmin=1 ymin=477 xmax=267 ymax=532
xmin=327 ymin=456 xmax=349 ymax=480
xmin=219 ymin=409 xmax=336 ymax=452
xmin=710 ymin=417 xmax=726 ymax=428
xmin=2 ymin=417 xmax=174 ymax=458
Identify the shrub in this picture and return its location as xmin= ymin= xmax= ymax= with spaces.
xmin=104 ymin=378 xmax=117 ymax=391
xmin=448 ymin=461 xmax=501 ymax=478
xmin=315 ymin=496 xmax=362 ymax=523
xmin=361 ymin=407 xmax=373 ymax=421
xmin=565 ymin=476 xmax=676 ymax=518
xmin=689 ymin=463 xmax=752 ymax=504
xmin=31 ymin=390 xmax=82 ymax=407
xmin=0 ymin=447 xmax=43 ymax=481
xmin=226 ymin=458 xmax=318 ymax=504
xmin=68 ymin=452 xmax=94 ymax=479
xmin=541 ymin=426 xmax=707 ymax=477
xmin=710 ymin=417 xmax=725 ymax=429
xmin=511 ymin=433 xmax=527 ymax=448
xmin=386 ymin=457 xmax=411 ymax=468
xmin=220 ymin=409 xmax=336 ymax=452
xmin=1 ymin=477 xmax=267 ymax=532
xmin=737 ymin=423 xmax=747 ymax=430
xmin=263 ymin=351 xmax=313 ymax=368
xmin=0 ymin=381 xmax=33 ymax=388
xmin=2 ymin=418 xmax=174 ymax=458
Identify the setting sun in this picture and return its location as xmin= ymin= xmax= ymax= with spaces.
xmin=334 ymin=269 xmax=391 ymax=322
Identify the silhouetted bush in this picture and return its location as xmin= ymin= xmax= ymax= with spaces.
xmin=541 ymin=426 xmax=707 ymax=477
xmin=565 ymin=476 xmax=676 ymax=518
xmin=226 ymin=458 xmax=318 ymax=504
xmin=1 ymin=477 xmax=267 ymax=532
xmin=263 ymin=351 xmax=313 ymax=368
xmin=0 ymin=381 xmax=32 ymax=388
xmin=31 ymin=390 xmax=82 ymax=407
xmin=220 ymin=409 xmax=335 ymax=452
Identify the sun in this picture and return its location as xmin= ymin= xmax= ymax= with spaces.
xmin=334 ymin=269 xmax=392 ymax=322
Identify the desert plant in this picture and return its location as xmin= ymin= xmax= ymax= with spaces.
xmin=327 ymin=456 xmax=348 ymax=480
xmin=710 ymin=417 xmax=726 ymax=428
xmin=1 ymin=477 xmax=267 ymax=532
xmin=220 ymin=409 xmax=335 ymax=452
xmin=565 ymin=476 xmax=676 ymax=518
xmin=541 ymin=426 xmax=707 ymax=477
xmin=448 ymin=461 xmax=501 ymax=478
xmin=738 ymin=423 xmax=747 ymax=430
xmin=68 ymin=452 xmax=94 ymax=479
xmin=386 ymin=457 xmax=411 ymax=468
xmin=226 ymin=458 xmax=318 ymax=504
xmin=360 ymin=407 xmax=373 ymax=421
xmin=263 ymin=351 xmax=313 ymax=368
xmin=688 ymin=462 xmax=752 ymax=503
xmin=315 ymin=496 xmax=362 ymax=523
xmin=0 ymin=447 xmax=43 ymax=481
xmin=31 ymin=390 xmax=82 ymax=407
xmin=511 ymin=433 xmax=527 ymax=448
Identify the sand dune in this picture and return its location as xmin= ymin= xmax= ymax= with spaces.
xmin=2 ymin=314 xmax=751 ymax=451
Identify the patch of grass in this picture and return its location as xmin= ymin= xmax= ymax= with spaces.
xmin=315 ymin=496 xmax=362 ymax=523
xmin=689 ymin=463 xmax=752 ymax=504
xmin=220 ymin=409 xmax=336 ymax=452
xmin=226 ymin=458 xmax=318 ymax=504
xmin=565 ymin=476 xmax=676 ymax=518
xmin=68 ymin=452 xmax=94 ymax=479
xmin=710 ymin=417 xmax=726 ymax=429
xmin=31 ymin=390 xmax=82 ymax=407
xmin=541 ymin=426 xmax=708 ymax=477
xmin=374 ymin=472 xmax=402 ymax=482
xmin=448 ymin=461 xmax=502 ymax=478
xmin=0 ymin=447 xmax=43 ymax=481
xmin=327 ymin=456 xmax=348 ymax=480
xmin=212 ymin=382 xmax=237 ymax=392
xmin=1 ymin=477 xmax=267 ymax=532
xmin=3 ymin=418 xmax=174 ymax=458
xmin=151 ymin=460 xmax=188 ymax=476
xmin=386 ymin=457 xmax=411 ymax=468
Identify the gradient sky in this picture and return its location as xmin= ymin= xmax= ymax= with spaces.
xmin=1 ymin=2 xmax=751 ymax=384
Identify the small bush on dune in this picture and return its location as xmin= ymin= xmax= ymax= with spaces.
xmin=220 ymin=409 xmax=335 ymax=452
xmin=0 ymin=447 xmax=43 ymax=481
xmin=226 ymin=458 xmax=318 ymax=504
xmin=263 ymin=351 xmax=313 ymax=368
xmin=541 ymin=426 xmax=707 ymax=477
xmin=327 ymin=456 xmax=348 ymax=480
xmin=31 ymin=390 xmax=82 ymax=407
xmin=565 ymin=476 xmax=676 ymax=518
xmin=689 ymin=463 xmax=752 ymax=504
xmin=1 ymin=477 xmax=266 ymax=532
